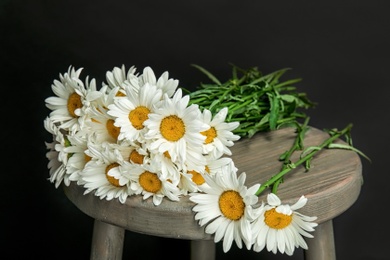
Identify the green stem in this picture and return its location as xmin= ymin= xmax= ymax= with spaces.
xmin=228 ymin=99 xmax=254 ymax=113
xmin=270 ymin=118 xmax=310 ymax=193
xmin=255 ymin=123 xmax=353 ymax=196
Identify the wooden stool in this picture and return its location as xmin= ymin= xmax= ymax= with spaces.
xmin=63 ymin=126 xmax=363 ymax=260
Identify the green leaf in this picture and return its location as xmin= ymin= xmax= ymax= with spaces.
xmin=268 ymin=93 xmax=279 ymax=130
xmin=191 ymin=64 xmax=222 ymax=85
xmin=328 ymin=143 xmax=371 ymax=163
xmin=280 ymin=94 xmax=296 ymax=103
xmin=186 ymin=64 xmax=316 ymax=138
xmin=300 ymin=146 xmax=321 ymax=159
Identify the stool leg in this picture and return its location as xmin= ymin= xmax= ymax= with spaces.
xmin=190 ymin=240 xmax=215 ymax=260
xmin=90 ymin=219 xmax=125 ymax=260
xmin=304 ymin=219 xmax=336 ymax=260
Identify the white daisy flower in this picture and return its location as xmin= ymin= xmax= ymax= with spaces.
xmin=204 ymin=154 xmax=237 ymax=178
xmin=195 ymin=155 xmax=238 ymax=193
xmin=189 ymin=170 xmax=261 ymax=253
xmin=86 ymin=87 xmax=122 ymax=144
xmin=148 ymin=151 xmax=180 ymax=181
xmin=177 ymin=170 xmax=200 ymax=195
xmin=179 ymin=160 xmax=215 ymax=195
xmin=126 ymin=160 xmax=181 ymax=206
xmin=109 ymin=140 xmax=149 ymax=165
xmin=106 ymin=160 xmax=140 ymax=195
xmin=144 ymin=88 xmax=208 ymax=165
xmin=182 ymin=146 xmax=207 ymax=174
xmin=177 ymin=153 xmax=236 ymax=195
xmin=139 ymin=66 xmax=179 ymax=97
xmin=107 ymin=83 xmax=163 ymax=142
xmin=251 ymin=193 xmax=318 ymax=256
xmin=45 ymin=139 xmax=67 ymax=188
xmin=81 ymin=143 xmax=131 ymax=204
xmin=104 ymin=64 xmax=139 ymax=95
xmin=200 ymin=107 xmax=241 ymax=157
xmin=45 ymin=66 xmax=102 ymax=135
xmin=44 ymin=117 xmax=67 ymax=188
xmin=65 ymin=132 xmax=94 ymax=185
xmin=45 ymin=66 xmax=83 ymax=132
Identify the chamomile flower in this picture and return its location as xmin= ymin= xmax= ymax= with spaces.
xmin=200 ymin=107 xmax=241 ymax=157
xmin=45 ymin=66 xmax=102 ymax=135
xmin=110 ymin=140 xmax=149 ymax=165
xmin=251 ymin=193 xmax=318 ymax=256
xmin=81 ymin=143 xmax=131 ymax=203
xmin=144 ymin=88 xmax=208 ymax=165
xmin=127 ymin=160 xmax=181 ymax=206
xmin=45 ymin=140 xmax=67 ymax=188
xmin=189 ymin=170 xmax=261 ymax=253
xmin=182 ymin=146 xmax=207 ymax=174
xmin=139 ymin=66 xmax=179 ymax=97
xmin=44 ymin=117 xmax=67 ymax=188
xmin=177 ymin=170 xmax=200 ymax=195
xmin=195 ymin=156 xmax=237 ymax=194
xmin=86 ymin=87 xmax=122 ymax=144
xmin=148 ymin=151 xmax=180 ymax=181
xmin=65 ymin=132 xmax=93 ymax=185
xmin=104 ymin=64 xmax=139 ymax=95
xmin=107 ymin=83 xmax=163 ymax=142
xmin=204 ymin=154 xmax=237 ymax=178
xmin=176 ymin=154 xmax=235 ymax=195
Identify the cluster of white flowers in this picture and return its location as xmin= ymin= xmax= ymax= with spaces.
xmin=44 ymin=65 xmax=317 ymax=256
xmin=189 ymin=171 xmax=318 ymax=255
xmin=44 ymin=65 xmax=241 ymax=204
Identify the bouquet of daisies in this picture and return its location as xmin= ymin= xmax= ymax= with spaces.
xmin=44 ymin=64 xmax=366 ymax=255
xmin=44 ymin=65 xmax=243 ymax=205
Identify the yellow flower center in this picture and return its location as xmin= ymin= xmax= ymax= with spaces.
xmin=264 ymin=208 xmax=292 ymax=229
xmin=160 ymin=115 xmax=185 ymax=142
xmin=105 ymin=163 xmax=121 ymax=187
xmin=129 ymin=150 xmax=144 ymax=164
xmin=163 ymin=151 xmax=171 ymax=159
xmin=188 ymin=170 xmax=205 ymax=185
xmin=129 ymin=106 xmax=150 ymax=130
xmin=205 ymin=165 xmax=210 ymax=174
xmin=106 ymin=119 xmax=120 ymax=140
xmin=219 ymin=190 xmax=245 ymax=221
xmin=201 ymin=127 xmax=217 ymax=144
xmin=84 ymin=154 xmax=92 ymax=163
xmin=139 ymin=171 xmax=162 ymax=193
xmin=116 ymin=90 xmax=126 ymax=97
xmin=67 ymin=92 xmax=82 ymax=118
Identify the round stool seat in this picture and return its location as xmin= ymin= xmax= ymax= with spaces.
xmin=63 ymin=126 xmax=363 ymax=259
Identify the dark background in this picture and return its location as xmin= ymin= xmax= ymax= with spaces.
xmin=1 ymin=0 xmax=389 ymax=259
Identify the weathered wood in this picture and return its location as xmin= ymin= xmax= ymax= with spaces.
xmin=304 ymin=220 xmax=336 ymax=260
xmin=63 ymin=126 xmax=363 ymax=259
xmin=90 ymin=219 xmax=125 ymax=260
xmin=65 ymin=181 xmax=212 ymax=240
xmin=191 ymin=240 xmax=216 ymax=260
xmin=230 ymin=126 xmax=363 ymax=223
xmin=64 ymin=126 xmax=362 ymax=239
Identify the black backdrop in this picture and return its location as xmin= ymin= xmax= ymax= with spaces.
xmin=1 ymin=1 xmax=389 ymax=259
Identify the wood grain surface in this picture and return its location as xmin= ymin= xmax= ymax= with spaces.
xmin=63 ymin=126 xmax=363 ymax=240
